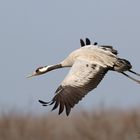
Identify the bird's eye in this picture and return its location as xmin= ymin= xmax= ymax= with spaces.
xmin=36 ymin=68 xmax=40 ymax=73
xmin=36 ymin=67 xmax=43 ymax=73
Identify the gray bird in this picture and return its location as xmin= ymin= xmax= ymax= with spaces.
xmin=27 ymin=38 xmax=140 ymax=116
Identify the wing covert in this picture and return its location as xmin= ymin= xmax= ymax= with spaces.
xmin=39 ymin=59 xmax=108 ymax=116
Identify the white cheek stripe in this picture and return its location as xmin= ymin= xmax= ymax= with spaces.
xmin=39 ymin=67 xmax=48 ymax=72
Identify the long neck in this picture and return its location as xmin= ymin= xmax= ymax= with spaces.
xmin=43 ymin=58 xmax=72 ymax=74
xmin=46 ymin=64 xmax=63 ymax=72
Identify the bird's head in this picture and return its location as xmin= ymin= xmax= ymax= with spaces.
xmin=27 ymin=64 xmax=62 ymax=78
xmin=27 ymin=66 xmax=49 ymax=78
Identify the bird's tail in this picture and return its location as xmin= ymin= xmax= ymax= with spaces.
xmin=113 ymin=58 xmax=140 ymax=84
xmin=113 ymin=58 xmax=132 ymax=72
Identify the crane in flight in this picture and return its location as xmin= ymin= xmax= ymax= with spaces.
xmin=27 ymin=38 xmax=140 ymax=116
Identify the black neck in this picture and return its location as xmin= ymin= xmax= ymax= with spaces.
xmin=47 ymin=64 xmax=62 ymax=72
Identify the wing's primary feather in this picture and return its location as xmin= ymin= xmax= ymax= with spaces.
xmin=39 ymin=58 xmax=108 ymax=116
xmin=85 ymin=38 xmax=91 ymax=45
xmin=80 ymin=39 xmax=85 ymax=47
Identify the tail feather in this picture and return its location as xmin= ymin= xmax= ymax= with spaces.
xmin=114 ymin=58 xmax=132 ymax=72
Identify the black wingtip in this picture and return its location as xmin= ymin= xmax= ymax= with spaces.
xmin=42 ymin=104 xmax=48 ymax=106
xmin=38 ymin=100 xmax=47 ymax=104
xmin=85 ymin=38 xmax=91 ymax=45
xmin=51 ymin=100 xmax=59 ymax=111
xmin=38 ymin=99 xmax=51 ymax=106
xmin=80 ymin=39 xmax=85 ymax=47
xmin=66 ymin=107 xmax=71 ymax=116
xmin=58 ymin=96 xmax=65 ymax=115
xmin=94 ymin=42 xmax=98 ymax=45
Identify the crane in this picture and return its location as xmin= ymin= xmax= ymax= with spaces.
xmin=27 ymin=38 xmax=140 ymax=116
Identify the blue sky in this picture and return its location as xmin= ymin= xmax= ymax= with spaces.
xmin=0 ymin=0 xmax=140 ymax=114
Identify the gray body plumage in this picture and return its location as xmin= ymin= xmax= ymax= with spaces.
xmin=28 ymin=38 xmax=140 ymax=116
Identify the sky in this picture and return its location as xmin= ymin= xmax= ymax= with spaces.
xmin=0 ymin=0 xmax=140 ymax=114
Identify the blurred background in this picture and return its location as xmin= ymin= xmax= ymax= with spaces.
xmin=0 ymin=0 xmax=140 ymax=139
xmin=0 ymin=0 xmax=140 ymax=113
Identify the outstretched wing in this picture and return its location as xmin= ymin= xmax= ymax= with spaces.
xmin=39 ymin=58 xmax=108 ymax=116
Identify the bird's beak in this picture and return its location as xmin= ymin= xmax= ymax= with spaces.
xmin=26 ymin=72 xmax=38 ymax=78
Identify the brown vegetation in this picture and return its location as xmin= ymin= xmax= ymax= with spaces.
xmin=0 ymin=109 xmax=140 ymax=140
